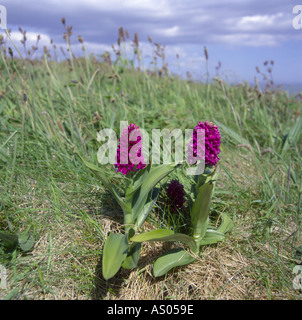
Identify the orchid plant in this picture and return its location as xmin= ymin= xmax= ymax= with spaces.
xmin=79 ymin=121 xmax=232 ymax=280
xmin=129 ymin=121 xmax=233 ymax=277
xmin=79 ymin=123 xmax=179 ymax=280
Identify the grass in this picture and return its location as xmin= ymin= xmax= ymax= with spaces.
xmin=0 ymin=23 xmax=302 ymax=300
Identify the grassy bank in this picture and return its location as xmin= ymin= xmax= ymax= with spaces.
xmin=0 ymin=26 xmax=301 ymax=300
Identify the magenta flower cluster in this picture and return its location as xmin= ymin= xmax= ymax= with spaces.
xmin=166 ymin=179 xmax=186 ymax=212
xmin=187 ymin=121 xmax=221 ymax=167
xmin=115 ymin=123 xmax=146 ymax=175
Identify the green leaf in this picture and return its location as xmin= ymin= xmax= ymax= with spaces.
xmin=216 ymin=212 xmax=233 ymax=234
xmin=132 ymin=163 xmax=179 ymax=222
xmin=136 ymin=187 xmax=160 ymax=229
xmin=102 ymin=233 xmax=129 ymax=280
xmin=122 ymin=242 xmax=142 ymax=269
xmin=130 ymin=229 xmax=197 ymax=252
xmin=18 ymin=232 xmax=35 ymax=251
xmin=153 ymin=248 xmax=196 ymax=277
xmin=126 ymin=166 xmax=150 ymax=198
xmin=191 ymin=182 xmax=214 ymax=241
xmin=0 ymin=231 xmax=18 ymax=251
xmin=199 ymin=229 xmax=225 ymax=246
xmin=77 ymin=154 xmax=129 ymax=213
xmin=131 ymin=229 xmax=174 ymax=241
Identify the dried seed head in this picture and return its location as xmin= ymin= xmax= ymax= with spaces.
xmin=133 ymin=32 xmax=139 ymax=47
xmin=204 ymin=46 xmax=208 ymax=61
xmin=8 ymin=47 xmax=13 ymax=58
xmin=256 ymin=66 xmax=260 ymax=73
xmin=57 ymin=121 xmax=65 ymax=132
xmin=78 ymin=35 xmax=83 ymax=43
xmin=67 ymin=26 xmax=72 ymax=37
xmin=94 ymin=112 xmax=101 ymax=120
xmin=118 ymin=27 xmax=125 ymax=44
xmin=61 ymin=17 xmax=66 ymax=25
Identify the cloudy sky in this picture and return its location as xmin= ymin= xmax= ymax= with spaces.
xmin=1 ymin=0 xmax=302 ymax=85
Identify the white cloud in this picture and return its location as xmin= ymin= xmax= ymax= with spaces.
xmin=10 ymin=31 xmax=51 ymax=45
xmin=18 ymin=0 xmax=173 ymax=16
xmin=212 ymin=33 xmax=282 ymax=47
xmin=154 ymin=26 xmax=180 ymax=37
xmin=235 ymin=12 xmax=288 ymax=31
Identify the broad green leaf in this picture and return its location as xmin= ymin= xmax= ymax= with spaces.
xmin=0 ymin=231 xmax=18 ymax=251
xmin=18 ymin=232 xmax=35 ymax=251
xmin=130 ymin=229 xmax=197 ymax=252
xmin=126 ymin=166 xmax=150 ymax=198
xmin=216 ymin=212 xmax=233 ymax=234
xmin=153 ymin=248 xmax=196 ymax=277
xmin=121 ymin=242 xmax=142 ymax=269
xmin=132 ymin=163 xmax=179 ymax=222
xmin=136 ymin=187 xmax=160 ymax=229
xmin=130 ymin=229 xmax=174 ymax=241
xmin=102 ymin=233 xmax=129 ymax=280
xmin=191 ymin=182 xmax=213 ymax=241
xmin=199 ymin=229 xmax=225 ymax=246
xmin=77 ymin=154 xmax=129 ymax=213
